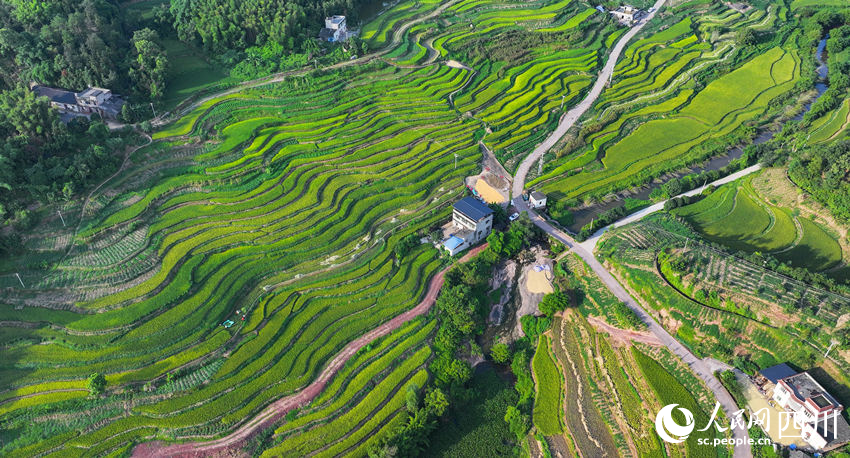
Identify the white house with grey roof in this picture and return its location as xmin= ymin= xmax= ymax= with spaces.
xmin=442 ymin=197 xmax=493 ymax=256
xmin=319 ymin=15 xmax=348 ymax=42
xmin=529 ymin=191 xmax=547 ymax=209
xmin=31 ymin=84 xmax=124 ymax=120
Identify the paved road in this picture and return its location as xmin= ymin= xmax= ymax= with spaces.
xmin=578 ymin=164 xmax=762 ymax=253
xmin=509 ymin=1 xmax=752 ymax=456
xmin=131 ymin=244 xmax=488 ymax=458
xmin=511 ymin=0 xmax=667 ymax=202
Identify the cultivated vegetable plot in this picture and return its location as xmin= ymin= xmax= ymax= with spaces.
xmin=600 ymin=217 xmax=850 ymax=398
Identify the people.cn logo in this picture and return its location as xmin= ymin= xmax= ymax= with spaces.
xmin=655 ymin=404 xmax=696 ymax=443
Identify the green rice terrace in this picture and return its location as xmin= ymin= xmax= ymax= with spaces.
xmin=364 ymin=0 xmax=622 ymax=171
xmin=0 ymin=2 xmax=632 ymax=453
xmin=673 ymin=168 xmax=848 ymax=274
xmin=530 ymin=1 xmax=801 ymax=203
xmin=0 ymin=61 xmax=482 ymax=455
xmin=2 ymin=0 xmax=850 ymax=456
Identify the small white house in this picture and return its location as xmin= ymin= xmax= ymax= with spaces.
xmin=319 ymin=15 xmax=348 ymax=42
xmin=442 ymin=197 xmax=493 ymax=255
xmin=529 ymin=191 xmax=547 ymax=209
xmin=610 ymin=5 xmax=645 ymax=26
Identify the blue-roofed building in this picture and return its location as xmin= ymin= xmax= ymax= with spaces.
xmin=442 ymin=235 xmax=467 ymax=256
xmin=441 ymin=197 xmax=493 ymax=256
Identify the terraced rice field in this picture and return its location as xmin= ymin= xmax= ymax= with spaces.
xmin=0 ymin=61 xmax=483 ymax=455
xmin=807 ymin=97 xmax=850 ymax=144
xmin=532 ymin=2 xmax=799 ymax=202
xmin=632 ymin=348 xmax=716 ymax=458
xmin=791 ymin=0 xmax=848 ymax=8
xmin=548 ymin=312 xmax=699 ymax=457
xmin=674 ymin=173 xmax=843 ymax=271
xmin=550 ymin=313 xmax=620 ymax=457
xmin=532 ymin=335 xmax=563 ymax=435
xmin=363 ymin=0 xmax=618 ymax=171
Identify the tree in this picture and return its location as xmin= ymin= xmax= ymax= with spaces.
xmin=504 ymin=405 xmax=530 ymax=441
xmin=436 ymin=284 xmax=479 ymax=334
xmin=445 ymin=359 xmax=472 ymax=385
xmin=538 ymin=291 xmax=570 ymax=316
xmin=736 ymin=28 xmax=757 ymax=46
xmin=424 ymin=388 xmax=449 ymax=417
xmin=130 ymin=28 xmax=168 ymax=100
xmin=489 ymin=202 xmax=507 ymax=227
xmin=0 ymin=85 xmax=58 ymax=140
xmin=490 ymin=342 xmax=512 ymax=364
xmin=393 ymin=233 xmax=419 ymax=259
xmin=87 ymin=372 xmax=106 ymax=395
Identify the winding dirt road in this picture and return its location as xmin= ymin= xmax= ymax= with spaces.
xmin=131 ymin=243 xmax=487 ymax=457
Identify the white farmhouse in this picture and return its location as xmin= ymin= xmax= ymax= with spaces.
xmin=31 ymin=85 xmax=124 ymax=120
xmin=772 ymin=371 xmax=850 ymax=451
xmin=442 ymin=197 xmax=493 ymax=256
xmin=319 ymin=15 xmax=348 ymax=42
xmin=610 ymin=5 xmax=645 ymax=26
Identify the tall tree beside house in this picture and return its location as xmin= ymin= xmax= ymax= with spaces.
xmin=0 ymin=84 xmax=59 ymax=140
xmin=130 ymin=29 xmax=169 ymax=100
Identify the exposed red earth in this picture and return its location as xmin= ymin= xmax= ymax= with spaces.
xmin=132 ymin=243 xmax=488 ymax=457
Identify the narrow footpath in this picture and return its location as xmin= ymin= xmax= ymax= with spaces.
xmin=510 ymin=0 xmax=752 ymax=456
xmin=131 ymin=244 xmax=488 ymax=457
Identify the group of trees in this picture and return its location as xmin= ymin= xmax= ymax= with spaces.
xmin=170 ymin=0 xmax=366 ymax=57
xmin=789 ymin=139 xmax=850 ymax=224
xmin=369 ymin=385 xmax=450 ymax=457
xmin=486 ymin=213 xmax=541 ymax=258
xmin=0 ymin=0 xmax=169 ymax=101
xmin=801 ymin=9 xmax=850 ymax=122
xmin=130 ymin=29 xmax=169 ymax=101
xmin=375 ymin=214 xmax=544 ymax=455
xmin=0 ymin=84 xmax=131 ymax=238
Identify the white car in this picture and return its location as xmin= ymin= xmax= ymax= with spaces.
xmin=509 ymin=212 xmax=520 ymax=222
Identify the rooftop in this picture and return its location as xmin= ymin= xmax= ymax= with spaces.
xmin=319 ymin=28 xmax=335 ymax=39
xmin=79 ymin=87 xmax=109 ymax=98
xmin=443 ymin=235 xmax=465 ymax=251
xmin=781 ymin=372 xmax=840 ymax=409
xmin=530 ymin=191 xmax=546 ymax=200
xmin=32 ymin=85 xmax=77 ymax=105
xmin=454 ymin=196 xmax=493 ymax=221
xmin=327 ymin=15 xmax=345 ymax=25
xmin=759 ymin=363 xmax=797 ymax=385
